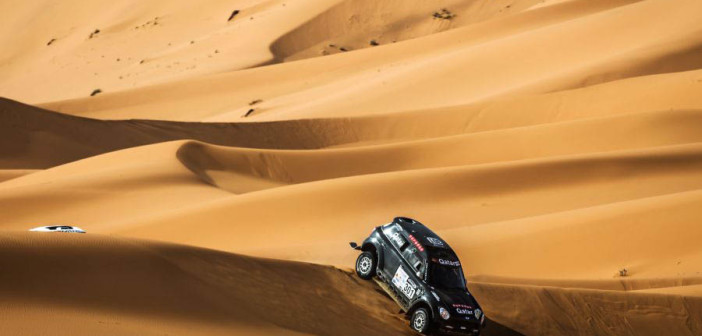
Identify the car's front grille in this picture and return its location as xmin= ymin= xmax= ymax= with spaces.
xmin=440 ymin=321 xmax=481 ymax=335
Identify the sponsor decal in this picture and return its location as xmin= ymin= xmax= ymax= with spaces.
xmin=452 ymin=304 xmax=474 ymax=315
xmin=392 ymin=266 xmax=417 ymax=299
xmin=392 ymin=266 xmax=408 ymax=288
xmin=433 ymin=258 xmax=460 ymax=267
xmin=408 ymin=234 xmax=424 ymax=252
xmin=455 ymin=308 xmax=473 ymax=315
xmin=426 ymin=237 xmax=444 ymax=247
xmin=390 ymin=232 xmax=406 ymax=247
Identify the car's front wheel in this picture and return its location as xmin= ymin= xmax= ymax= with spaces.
xmin=410 ymin=307 xmax=433 ymax=334
xmin=355 ymin=251 xmax=376 ymax=280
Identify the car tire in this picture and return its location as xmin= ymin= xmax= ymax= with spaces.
xmin=410 ymin=307 xmax=433 ymax=334
xmin=355 ymin=251 xmax=376 ymax=280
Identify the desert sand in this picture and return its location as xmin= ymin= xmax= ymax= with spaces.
xmin=2 ymin=0 xmax=702 ymax=335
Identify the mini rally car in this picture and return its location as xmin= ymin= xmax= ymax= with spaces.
xmin=350 ymin=217 xmax=485 ymax=335
xmin=29 ymin=225 xmax=86 ymax=233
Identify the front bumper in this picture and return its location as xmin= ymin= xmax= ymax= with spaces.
xmin=436 ymin=320 xmax=481 ymax=335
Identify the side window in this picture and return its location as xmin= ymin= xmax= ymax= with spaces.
xmin=403 ymin=249 xmax=424 ymax=277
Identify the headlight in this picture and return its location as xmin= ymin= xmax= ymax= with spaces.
xmin=439 ymin=307 xmax=450 ymax=320
xmin=474 ymin=309 xmax=482 ymax=320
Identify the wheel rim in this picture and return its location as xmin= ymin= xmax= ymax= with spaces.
xmin=413 ymin=311 xmax=426 ymax=330
xmin=358 ymin=256 xmax=372 ymax=274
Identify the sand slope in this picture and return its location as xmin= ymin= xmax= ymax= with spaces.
xmin=0 ymin=232 xmax=412 ymax=336
xmin=2 ymin=0 xmax=702 ymax=335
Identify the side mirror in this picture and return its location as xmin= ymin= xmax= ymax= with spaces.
xmin=349 ymin=242 xmax=361 ymax=250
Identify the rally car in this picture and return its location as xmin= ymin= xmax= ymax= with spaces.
xmin=29 ymin=225 xmax=86 ymax=233
xmin=350 ymin=217 xmax=485 ymax=335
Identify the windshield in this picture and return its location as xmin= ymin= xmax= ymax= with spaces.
xmin=429 ymin=264 xmax=466 ymax=290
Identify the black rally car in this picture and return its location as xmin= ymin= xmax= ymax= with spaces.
xmin=350 ymin=217 xmax=485 ymax=335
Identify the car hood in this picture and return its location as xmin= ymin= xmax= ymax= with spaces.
xmin=432 ymin=288 xmax=482 ymax=318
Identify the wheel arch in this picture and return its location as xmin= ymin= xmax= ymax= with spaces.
xmin=408 ymin=300 xmax=434 ymax=320
xmin=362 ymin=241 xmax=384 ymax=268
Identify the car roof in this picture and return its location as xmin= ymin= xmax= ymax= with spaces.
xmin=392 ymin=217 xmax=458 ymax=259
xmin=394 ymin=217 xmax=439 ymax=238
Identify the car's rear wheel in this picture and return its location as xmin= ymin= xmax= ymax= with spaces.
xmin=355 ymin=251 xmax=376 ymax=280
xmin=410 ymin=307 xmax=433 ymax=334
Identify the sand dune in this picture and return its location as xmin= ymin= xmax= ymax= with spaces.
xmin=104 ymin=144 xmax=702 ymax=262
xmin=6 ymin=68 xmax=702 ymax=168
xmin=0 ymin=0 xmax=340 ymax=103
xmin=4 ymin=140 xmax=702 ymax=268
xmin=3 ymin=140 xmax=702 ymax=334
xmin=38 ymin=0 xmax=702 ymax=121
xmin=270 ymin=0 xmax=549 ymax=62
xmin=0 ymin=232 xmax=412 ymax=336
xmin=175 ymin=109 xmax=702 ymax=193
xmin=469 ymin=281 xmax=702 ymax=336
xmin=2 ymin=0 xmax=702 ymax=335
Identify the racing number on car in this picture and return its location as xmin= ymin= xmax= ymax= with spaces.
xmin=392 ymin=266 xmax=417 ymax=299
xmin=402 ymin=279 xmax=417 ymax=298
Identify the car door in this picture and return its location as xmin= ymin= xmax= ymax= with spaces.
xmin=399 ymin=242 xmax=425 ymax=304
xmin=382 ymin=225 xmax=421 ymax=302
